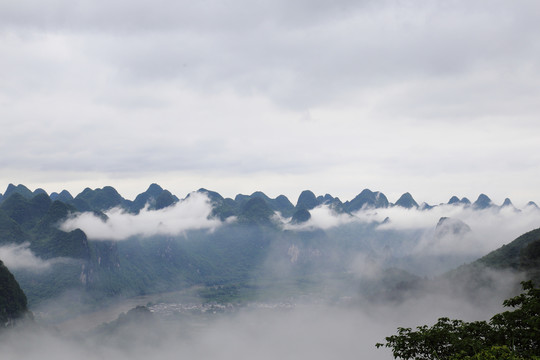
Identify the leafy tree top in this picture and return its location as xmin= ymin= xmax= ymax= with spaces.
xmin=377 ymin=281 xmax=540 ymax=360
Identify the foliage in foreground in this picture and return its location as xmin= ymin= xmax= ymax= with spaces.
xmin=376 ymin=281 xmax=540 ymax=360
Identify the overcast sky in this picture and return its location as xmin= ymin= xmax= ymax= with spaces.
xmin=1 ymin=0 xmax=540 ymax=205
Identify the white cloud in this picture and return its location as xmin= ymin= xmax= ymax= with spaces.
xmin=282 ymin=205 xmax=357 ymax=230
xmin=60 ymin=192 xmax=223 ymax=241
xmin=0 ymin=242 xmax=70 ymax=272
xmin=280 ymin=203 xmax=540 ymax=260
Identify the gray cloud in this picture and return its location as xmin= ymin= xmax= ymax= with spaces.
xmin=0 ymin=0 xmax=372 ymax=32
xmin=1 ymin=0 xmax=540 ymax=206
xmin=3 ymin=0 xmax=539 ymax=109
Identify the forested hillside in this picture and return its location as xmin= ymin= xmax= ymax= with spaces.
xmin=0 ymin=260 xmax=28 ymax=326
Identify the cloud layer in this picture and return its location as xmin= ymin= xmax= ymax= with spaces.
xmin=282 ymin=203 xmax=540 ymax=260
xmin=0 ymin=242 xmax=70 ymax=272
xmin=1 ymin=1 xmax=540 ymax=203
xmin=60 ymin=192 xmax=223 ymax=240
xmin=360 ymin=205 xmax=540 ymax=255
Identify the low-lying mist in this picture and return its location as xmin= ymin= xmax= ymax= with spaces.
xmin=0 ymin=242 xmax=72 ymax=271
xmin=4 ymin=307 xmax=390 ymax=360
xmin=2 ymin=270 xmax=519 ymax=360
xmin=11 ymin=196 xmax=534 ymax=360
xmin=283 ymin=203 xmax=540 ymax=263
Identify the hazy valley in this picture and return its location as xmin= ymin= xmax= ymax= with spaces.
xmin=1 ymin=183 xmax=539 ymax=359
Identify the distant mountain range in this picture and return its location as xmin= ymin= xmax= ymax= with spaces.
xmin=1 ymin=183 xmax=537 ymax=220
xmin=0 ymin=182 xmax=539 ymax=316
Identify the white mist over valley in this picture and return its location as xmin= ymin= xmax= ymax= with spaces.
xmin=1 ymin=184 xmax=538 ymax=360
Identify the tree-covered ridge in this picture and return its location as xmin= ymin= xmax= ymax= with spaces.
xmin=0 ymin=194 xmax=90 ymax=260
xmin=377 ymin=281 xmax=540 ymax=360
xmin=0 ymin=260 xmax=28 ymax=326
xmin=444 ymin=228 xmax=540 ymax=287
xmin=0 ymin=194 xmax=96 ymax=304
xmin=478 ymin=228 xmax=540 ymax=272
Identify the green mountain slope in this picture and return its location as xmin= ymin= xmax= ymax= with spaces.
xmin=0 ymin=260 xmax=28 ymax=326
xmin=444 ymin=228 xmax=540 ymax=293
xmin=477 ymin=228 xmax=540 ymax=271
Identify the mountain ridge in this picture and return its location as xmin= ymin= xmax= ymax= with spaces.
xmin=1 ymin=182 xmax=539 ymax=312
xmin=0 ymin=259 xmax=30 ymax=326
xmin=1 ymin=183 xmax=535 ymax=215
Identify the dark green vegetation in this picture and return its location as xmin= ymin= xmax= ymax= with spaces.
xmin=445 ymin=228 xmax=540 ymax=289
xmin=377 ymin=226 xmax=540 ymax=360
xmin=477 ymin=228 xmax=540 ymax=273
xmin=0 ymin=191 xmax=97 ymax=303
xmin=377 ymin=281 xmax=540 ymax=360
xmin=0 ymin=260 xmax=28 ymax=326
xmin=0 ymin=193 xmax=90 ymax=302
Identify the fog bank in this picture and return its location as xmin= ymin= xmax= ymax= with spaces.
xmin=1 ymin=291 xmax=511 ymax=360
xmin=60 ymin=192 xmax=223 ymax=240
xmin=0 ymin=242 xmax=71 ymax=271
